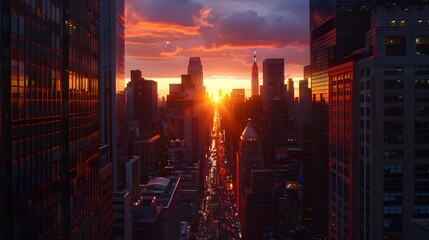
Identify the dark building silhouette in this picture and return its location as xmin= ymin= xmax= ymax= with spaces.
xmin=0 ymin=1 xmax=101 ymax=239
xmin=263 ymin=58 xmax=285 ymax=109
xmin=129 ymin=69 xmax=158 ymax=137
xmin=188 ymin=57 xmax=203 ymax=91
xmin=251 ymin=49 xmax=259 ymax=96
xmin=99 ymin=0 xmax=124 ymax=238
xmin=287 ymin=78 xmax=295 ymax=104
xmin=235 ymin=119 xmax=260 ymax=230
xmin=242 ymin=170 xmax=276 ymax=239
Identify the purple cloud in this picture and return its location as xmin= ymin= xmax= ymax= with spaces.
xmin=200 ymin=10 xmax=308 ymax=48
xmin=138 ymin=0 xmax=204 ymax=26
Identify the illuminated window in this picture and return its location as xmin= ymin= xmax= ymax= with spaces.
xmin=385 ymin=36 xmax=406 ymax=55
xmin=418 ymin=19 xmax=423 ymax=25
xmin=390 ymin=19 xmax=396 ymax=26
xmin=400 ymin=20 xmax=405 ymax=26
xmin=416 ymin=36 xmax=429 ymax=55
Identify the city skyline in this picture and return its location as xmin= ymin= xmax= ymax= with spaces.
xmin=2 ymin=1 xmax=429 ymax=239
xmin=124 ymin=0 xmax=309 ymax=97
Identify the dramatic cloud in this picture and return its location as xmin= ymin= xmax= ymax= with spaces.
xmin=136 ymin=0 xmax=204 ymax=26
xmin=124 ymin=0 xmax=310 ymax=96
xmin=201 ymin=10 xmax=307 ymax=48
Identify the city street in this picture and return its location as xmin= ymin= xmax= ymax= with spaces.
xmin=198 ymin=106 xmax=241 ymax=239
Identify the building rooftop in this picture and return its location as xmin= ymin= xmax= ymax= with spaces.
xmin=141 ymin=177 xmax=180 ymax=209
xmin=241 ymin=118 xmax=258 ymax=141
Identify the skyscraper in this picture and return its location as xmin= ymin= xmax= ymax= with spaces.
xmin=1 ymin=1 xmax=101 ymax=239
xmin=131 ymin=72 xmax=158 ymax=135
xmin=262 ymin=58 xmax=285 ymax=108
xmin=98 ymin=1 xmax=124 ymax=237
xmin=235 ymin=119 xmax=260 ymax=223
xmin=329 ymin=5 xmax=429 ymax=239
xmin=188 ymin=57 xmax=203 ymax=91
xmin=251 ymin=49 xmax=259 ymax=96
xmin=287 ymin=78 xmax=295 ymax=103
xmin=309 ymin=1 xmax=377 ymax=236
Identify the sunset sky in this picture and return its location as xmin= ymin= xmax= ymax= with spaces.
xmin=124 ymin=0 xmax=309 ymax=98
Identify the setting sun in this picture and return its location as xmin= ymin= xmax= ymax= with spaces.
xmin=214 ymin=95 xmax=220 ymax=103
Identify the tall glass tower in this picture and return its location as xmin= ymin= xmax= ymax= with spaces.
xmin=1 ymin=1 xmax=100 ymax=239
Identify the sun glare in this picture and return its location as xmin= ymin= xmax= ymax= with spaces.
xmin=214 ymin=95 xmax=220 ymax=103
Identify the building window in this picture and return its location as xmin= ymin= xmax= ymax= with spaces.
xmin=416 ymin=94 xmax=429 ymax=102
xmin=384 ymin=121 xmax=403 ymax=135
xmin=416 ymin=107 xmax=429 ymax=116
xmin=384 ymin=134 xmax=404 ymax=144
xmin=416 ymin=36 xmax=429 ymax=55
xmin=384 ymin=79 xmax=403 ymax=89
xmin=384 ymin=107 xmax=403 ymax=116
xmin=415 ymin=149 xmax=429 ymax=158
xmin=384 ymin=150 xmax=404 ymax=159
xmin=385 ymin=37 xmax=406 ymax=56
xmin=415 ymin=121 xmax=429 ymax=144
xmin=415 ymin=79 xmax=429 ymax=89
xmin=418 ymin=19 xmax=424 ymax=25
xmin=384 ymin=67 xmax=403 ymax=75
xmin=384 ymin=94 xmax=404 ymax=103
xmin=390 ymin=19 xmax=396 ymax=26
xmin=400 ymin=19 xmax=406 ymax=26
xmin=416 ymin=66 xmax=429 ymax=75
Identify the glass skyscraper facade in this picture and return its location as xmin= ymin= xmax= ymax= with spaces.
xmin=1 ymin=1 xmax=100 ymax=239
xmin=310 ymin=0 xmax=377 ymax=103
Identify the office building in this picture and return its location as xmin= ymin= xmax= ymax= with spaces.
xmin=287 ymin=78 xmax=295 ymax=104
xmin=99 ymin=0 xmax=124 ymax=191
xmin=99 ymin=1 xmax=124 ymax=237
xmin=188 ymin=57 xmax=203 ymax=91
xmin=231 ymin=89 xmax=246 ymax=104
xmin=262 ymin=58 xmax=285 ymax=108
xmin=112 ymin=191 xmax=132 ymax=240
xmin=131 ymin=70 xmax=158 ymax=135
xmin=309 ymin=1 xmax=379 ymax=236
xmin=328 ymin=5 xmax=429 ymax=239
xmin=242 ymin=170 xmax=276 ymax=239
xmin=132 ymin=177 xmax=182 ymax=240
xmin=0 ymin=1 xmax=101 ymax=239
xmin=134 ymin=134 xmax=162 ymax=180
xmin=235 ymin=119 xmax=260 ymax=225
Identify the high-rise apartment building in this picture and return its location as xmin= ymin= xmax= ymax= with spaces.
xmin=251 ymin=49 xmax=259 ymax=96
xmin=329 ymin=5 xmax=429 ymax=239
xmin=1 ymin=1 xmax=101 ymax=239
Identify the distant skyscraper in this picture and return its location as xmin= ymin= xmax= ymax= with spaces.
xmin=130 ymin=69 xmax=142 ymax=83
xmin=188 ymin=57 xmax=203 ymax=90
xmin=287 ymin=78 xmax=295 ymax=103
xmin=129 ymin=70 xmax=158 ymax=136
xmin=1 ymin=1 xmax=101 ymax=239
xmin=262 ymin=58 xmax=285 ymax=108
xmin=251 ymin=49 xmax=259 ymax=96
